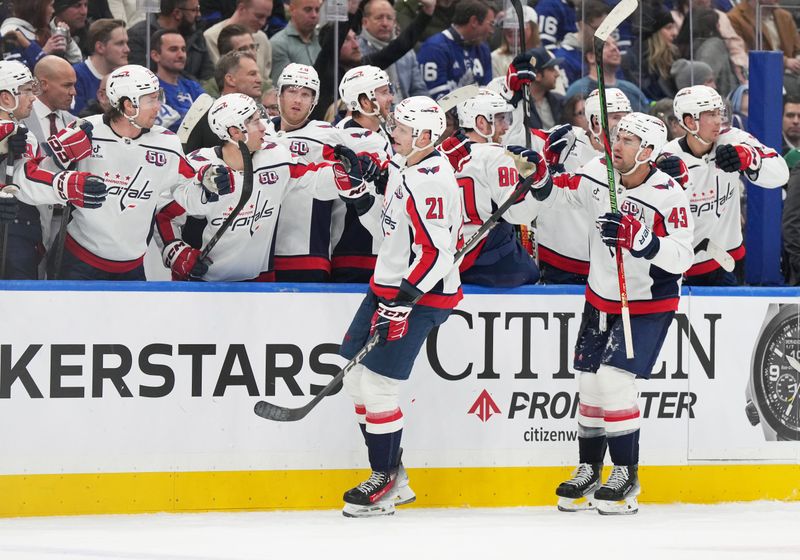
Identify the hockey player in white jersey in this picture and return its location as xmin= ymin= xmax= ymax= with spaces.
xmin=438 ymin=88 xmax=539 ymax=286
xmin=338 ymin=96 xmax=462 ymax=518
xmin=662 ymin=86 xmax=789 ymax=285
xmin=331 ymin=65 xmax=394 ymax=282
xmin=51 ymin=65 xmax=197 ymax=280
xmin=155 ymin=94 xmax=368 ymax=281
xmin=535 ymin=88 xmax=631 ymax=284
xmin=526 ymin=113 xmax=694 ymax=515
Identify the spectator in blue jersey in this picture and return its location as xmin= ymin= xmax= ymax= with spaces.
xmin=564 ymin=36 xmax=650 ymax=112
xmin=72 ymin=19 xmax=130 ymax=115
xmin=151 ymin=29 xmax=206 ymax=132
xmin=535 ymin=0 xmax=577 ymax=49
xmin=552 ymin=0 xmax=609 ymax=87
xmin=416 ymin=0 xmax=496 ymax=99
xmin=0 ymin=0 xmax=70 ymax=69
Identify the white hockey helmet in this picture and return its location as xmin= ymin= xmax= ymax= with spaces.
xmin=585 ymin=88 xmax=631 ymax=135
xmin=339 ymin=65 xmax=391 ymax=116
xmin=457 ymin=89 xmax=511 ymax=140
xmin=391 ymin=96 xmax=447 ymax=145
xmin=106 ymin=65 xmax=161 ymax=110
xmin=277 ymin=63 xmax=320 ymax=108
xmin=615 ymin=112 xmax=668 ymax=173
xmin=208 ymin=93 xmax=259 ymax=142
xmin=673 ymin=85 xmax=724 ymax=133
xmin=0 ymin=60 xmax=38 ymax=115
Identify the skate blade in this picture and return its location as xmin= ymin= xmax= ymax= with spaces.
xmin=557 ymin=495 xmax=597 ymax=512
xmin=392 ymin=484 xmax=417 ymax=506
xmin=342 ymin=501 xmax=396 ymax=518
xmin=596 ymin=497 xmax=639 ymax=515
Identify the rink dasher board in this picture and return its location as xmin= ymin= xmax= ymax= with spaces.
xmin=0 ymin=282 xmax=797 ymax=516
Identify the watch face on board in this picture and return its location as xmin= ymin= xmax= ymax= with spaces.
xmin=753 ymin=305 xmax=800 ymax=441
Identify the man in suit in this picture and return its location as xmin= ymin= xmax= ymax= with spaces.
xmin=24 ymin=55 xmax=78 ymax=276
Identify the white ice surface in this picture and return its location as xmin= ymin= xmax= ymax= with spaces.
xmin=0 ymin=502 xmax=798 ymax=560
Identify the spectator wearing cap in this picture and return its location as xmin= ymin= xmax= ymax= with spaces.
xmin=622 ymin=8 xmax=678 ymax=101
xmin=151 ymin=29 xmax=206 ymax=132
xmin=127 ymin=0 xmax=213 ymax=82
xmin=51 ymin=0 xmax=89 ymax=62
xmin=669 ymin=59 xmax=716 ymax=91
xmin=527 ymin=47 xmax=565 ymax=130
xmin=491 ymin=5 xmax=539 ymax=81
xmin=417 ymin=0 xmax=496 ymax=99
xmin=551 ymin=0 xmax=609 ymax=87
xmin=358 ymin=0 xmax=427 ymax=102
xmin=564 ymin=36 xmax=650 ymax=112
xmin=71 ymin=18 xmax=130 ymax=115
xmin=204 ymin=0 xmax=273 ymax=89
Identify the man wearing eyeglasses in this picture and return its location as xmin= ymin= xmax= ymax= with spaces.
xmin=204 ymin=0 xmax=274 ymax=89
xmin=127 ymin=0 xmax=213 ymax=82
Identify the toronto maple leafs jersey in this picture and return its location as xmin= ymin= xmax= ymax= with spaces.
xmin=416 ymin=27 xmax=492 ymax=99
xmin=535 ymin=0 xmax=578 ymax=48
xmin=61 ymin=116 xmax=196 ymax=272
xmin=156 ymin=143 xmax=340 ymax=282
xmin=446 ymin=141 xmax=539 ymax=271
xmin=530 ymin=127 xmax=597 ymax=277
xmin=546 ymin=157 xmax=694 ymax=314
xmin=330 ymin=118 xmax=393 ymax=281
xmin=359 ymin=151 xmax=463 ymax=309
xmin=269 ymin=118 xmax=346 ymax=281
xmin=662 ymin=127 xmax=788 ymax=277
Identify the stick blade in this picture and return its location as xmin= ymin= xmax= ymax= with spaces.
xmin=178 ymin=93 xmax=215 ymax=146
xmin=594 ymin=0 xmax=638 ymax=41
xmin=437 ymin=84 xmax=480 ymax=112
xmin=254 ymin=400 xmax=307 ymax=422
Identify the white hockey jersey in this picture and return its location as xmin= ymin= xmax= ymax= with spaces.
xmin=330 ymin=118 xmax=393 ymax=279
xmin=446 ymin=140 xmax=539 ymax=270
xmin=157 ymin=142 xmax=340 ymax=282
xmin=546 ymin=157 xmax=694 ymax=314
xmin=58 ymin=116 xmax=195 ymax=272
xmin=662 ymin=127 xmax=788 ymax=277
xmin=359 ymin=151 xmax=463 ymax=309
xmin=529 ymin=127 xmax=597 ymax=276
xmin=269 ymin=118 xmax=346 ymax=280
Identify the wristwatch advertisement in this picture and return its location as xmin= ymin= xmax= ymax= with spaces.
xmin=745 ymin=303 xmax=800 ymax=441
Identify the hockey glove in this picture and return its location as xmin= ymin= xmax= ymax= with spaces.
xmin=333 ymin=144 xmax=373 ymax=214
xmin=656 ymin=155 xmax=689 ymax=189
xmin=543 ymin=124 xmax=576 ymax=171
xmin=597 ymin=212 xmax=660 ymax=259
xmin=198 ymin=164 xmax=235 ymax=202
xmin=369 ymin=280 xmax=422 ymax=344
xmin=0 ymin=188 xmax=18 ymax=223
xmin=44 ymin=120 xmax=93 ymax=171
xmin=54 ymin=171 xmax=108 ymax=209
xmin=357 ymin=152 xmax=389 ymax=195
xmin=715 ymin=143 xmax=760 ymax=174
xmin=507 ymin=145 xmax=553 ymax=201
xmin=163 ymin=241 xmax=209 ymax=281
xmin=506 ymin=51 xmax=536 ymax=92
xmin=440 ymin=130 xmax=472 ymax=172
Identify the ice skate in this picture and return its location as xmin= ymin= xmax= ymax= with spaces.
xmin=389 ymin=448 xmax=416 ymax=506
xmin=595 ymin=464 xmax=640 ymax=515
xmin=555 ymin=463 xmax=603 ymax=512
xmin=342 ymin=471 xmax=396 ymax=518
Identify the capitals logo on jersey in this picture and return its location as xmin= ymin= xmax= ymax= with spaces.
xmin=418 ymin=165 xmax=440 ymax=175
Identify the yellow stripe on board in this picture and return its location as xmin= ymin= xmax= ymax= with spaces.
xmin=1 ymin=465 xmax=798 ymax=518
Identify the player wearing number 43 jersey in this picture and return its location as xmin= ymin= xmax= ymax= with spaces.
xmin=338 ymin=96 xmax=462 ymax=518
xmin=529 ymin=113 xmax=693 ymax=515
xmin=662 ymin=86 xmax=789 ymax=285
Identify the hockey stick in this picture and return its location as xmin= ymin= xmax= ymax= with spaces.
xmin=694 ymin=238 xmax=735 ymax=272
xmin=594 ymin=0 xmax=638 ymax=359
xmin=0 ymin=146 xmax=19 ymax=279
xmin=509 ymin=0 xmax=532 ymax=149
xmin=178 ymin=93 xmax=214 ymax=150
xmin=437 ymin=84 xmax=480 ymax=113
xmin=254 ymin=170 xmax=542 ymax=422
xmin=190 ymin=141 xmax=253 ymax=277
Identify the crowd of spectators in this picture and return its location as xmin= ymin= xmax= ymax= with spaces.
xmin=0 ymin=0 xmax=798 ymax=284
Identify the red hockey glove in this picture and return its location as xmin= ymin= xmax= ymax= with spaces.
xmin=198 ymin=164 xmax=235 ymax=202
xmin=656 ymin=155 xmax=689 ymax=189
xmin=440 ymin=131 xmax=472 ymax=172
xmin=543 ymin=124 xmax=576 ymax=171
xmin=54 ymin=171 xmax=108 ymax=209
xmin=715 ymin=143 xmax=760 ymax=173
xmin=0 ymin=121 xmax=28 ymax=156
xmin=370 ymin=299 xmax=413 ymax=343
xmin=45 ymin=120 xmax=93 ymax=170
xmin=163 ymin=241 xmax=209 ymax=281
xmin=597 ymin=212 xmax=660 ymax=259
xmin=506 ymin=51 xmax=536 ymax=92
xmin=333 ymin=144 xmax=373 ymax=214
